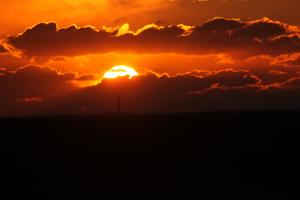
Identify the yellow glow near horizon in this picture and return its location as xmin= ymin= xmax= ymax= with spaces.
xmin=103 ymin=65 xmax=138 ymax=79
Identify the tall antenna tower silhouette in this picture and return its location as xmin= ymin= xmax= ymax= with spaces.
xmin=116 ymin=96 xmax=121 ymax=116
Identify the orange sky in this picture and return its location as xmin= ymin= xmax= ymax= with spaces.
xmin=1 ymin=0 xmax=300 ymax=36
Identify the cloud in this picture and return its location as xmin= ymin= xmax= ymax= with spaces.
xmin=184 ymin=85 xmax=300 ymax=111
xmin=15 ymin=96 xmax=44 ymax=104
xmin=0 ymin=44 xmax=8 ymax=53
xmin=272 ymin=53 xmax=300 ymax=66
xmin=35 ymin=69 xmax=263 ymax=114
xmin=0 ymin=65 xmax=78 ymax=101
xmin=0 ymin=52 xmax=30 ymax=70
xmin=51 ymin=68 xmax=300 ymax=114
xmin=0 ymin=67 xmax=6 ymax=75
xmin=6 ymin=17 xmax=300 ymax=58
xmin=0 ymin=65 xmax=83 ymax=116
xmin=2 ymin=65 xmax=300 ymax=116
xmin=232 ymin=18 xmax=287 ymax=39
xmin=76 ymin=74 xmax=97 ymax=81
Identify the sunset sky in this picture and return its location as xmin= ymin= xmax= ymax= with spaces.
xmin=1 ymin=0 xmax=300 ymax=115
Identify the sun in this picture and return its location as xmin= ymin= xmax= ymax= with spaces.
xmin=103 ymin=65 xmax=138 ymax=79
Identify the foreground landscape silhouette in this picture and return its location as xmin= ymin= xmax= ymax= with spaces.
xmin=1 ymin=111 xmax=299 ymax=200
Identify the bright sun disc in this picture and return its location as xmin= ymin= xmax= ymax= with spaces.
xmin=103 ymin=65 xmax=138 ymax=79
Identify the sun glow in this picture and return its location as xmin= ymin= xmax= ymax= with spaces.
xmin=103 ymin=65 xmax=139 ymax=79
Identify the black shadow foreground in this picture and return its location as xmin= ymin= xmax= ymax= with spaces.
xmin=1 ymin=112 xmax=299 ymax=200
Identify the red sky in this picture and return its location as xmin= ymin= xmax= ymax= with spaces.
xmin=1 ymin=0 xmax=300 ymax=115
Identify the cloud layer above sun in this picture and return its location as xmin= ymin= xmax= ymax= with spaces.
xmin=5 ymin=17 xmax=300 ymax=57
xmin=1 ymin=0 xmax=300 ymax=36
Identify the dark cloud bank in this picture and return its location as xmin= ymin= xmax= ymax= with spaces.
xmin=0 ymin=45 xmax=8 ymax=53
xmin=1 ymin=65 xmax=300 ymax=116
xmin=6 ymin=17 xmax=300 ymax=57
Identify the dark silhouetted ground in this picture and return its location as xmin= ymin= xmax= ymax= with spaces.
xmin=1 ymin=112 xmax=299 ymax=200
